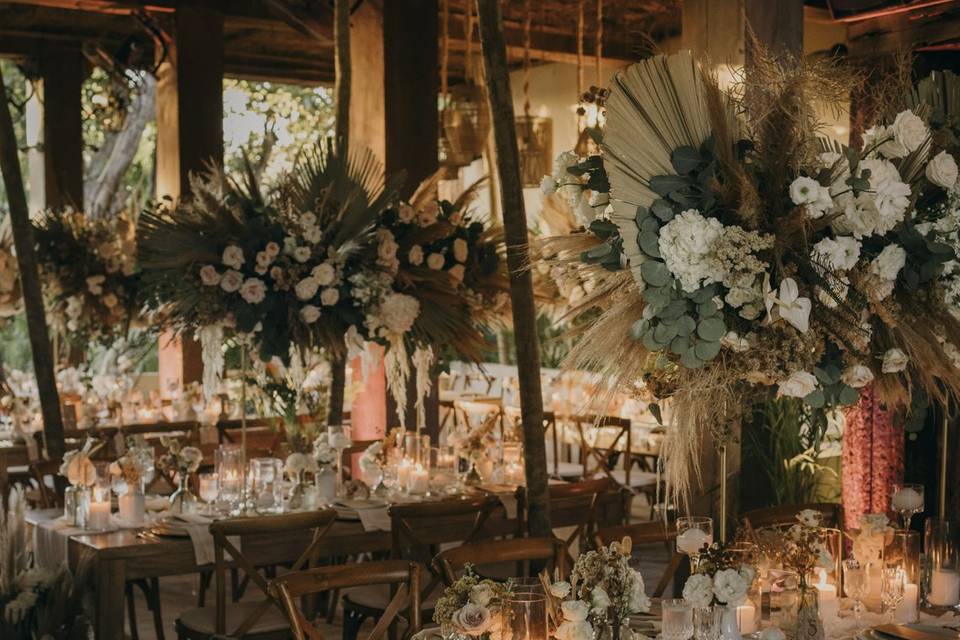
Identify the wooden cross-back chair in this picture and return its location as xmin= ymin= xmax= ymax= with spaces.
xmin=271 ymin=561 xmax=422 ymax=640
xmin=434 ymin=537 xmax=568 ymax=585
xmin=594 ymin=520 xmax=681 ymax=598
xmin=518 ymin=478 xmax=614 ymax=557
xmin=571 ymin=414 xmax=633 ymax=486
xmin=741 ymin=502 xmax=843 ymax=530
xmin=27 ymin=458 xmax=64 ymax=508
xmin=174 ymin=508 xmax=337 ymax=640
xmin=452 ymin=399 xmax=503 ymax=440
xmin=217 ymin=417 xmax=285 ymax=458
xmin=341 ymin=495 xmax=503 ymax=640
xmin=502 ymin=406 xmax=562 ymax=475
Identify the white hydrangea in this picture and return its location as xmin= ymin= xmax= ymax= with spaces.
xmin=657 ymin=209 xmax=727 ymax=292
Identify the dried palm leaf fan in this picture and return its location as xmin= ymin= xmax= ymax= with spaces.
xmin=516 ymin=0 xmax=552 ymax=187
xmin=442 ymin=0 xmax=490 ymax=167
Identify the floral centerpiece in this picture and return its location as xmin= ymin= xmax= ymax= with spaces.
xmin=108 ymin=438 xmax=153 ymax=494
xmin=681 ymin=541 xmax=758 ymax=640
xmin=849 ymin=513 xmax=894 ymax=566
xmin=434 ymin=565 xmax=509 ymax=640
xmin=541 ymin=49 xmax=960 ymax=503
xmin=33 ymin=208 xmax=142 ymax=348
xmin=157 ymin=436 xmax=203 ymax=513
xmin=546 ymin=537 xmax=650 ymax=640
xmin=447 ymin=414 xmax=498 ymax=485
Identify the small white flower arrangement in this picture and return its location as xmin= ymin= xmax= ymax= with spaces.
xmin=680 ymin=542 xmax=755 ymax=610
xmin=434 ymin=566 xmax=508 ymax=639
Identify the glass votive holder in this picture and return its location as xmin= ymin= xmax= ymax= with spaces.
xmin=64 ymin=485 xmax=89 ymax=527
xmin=406 ymin=462 xmax=430 ymax=495
xmin=504 ymin=592 xmax=547 ymax=640
xmin=661 ymin=599 xmax=693 ymax=640
xmin=251 ymin=457 xmax=284 ymax=514
xmin=86 ymin=483 xmax=113 ymax=531
xmin=768 ymin=569 xmax=799 ymax=630
xmin=693 ymin=606 xmax=722 ymax=640
xmin=924 ymin=519 xmax=960 ymax=607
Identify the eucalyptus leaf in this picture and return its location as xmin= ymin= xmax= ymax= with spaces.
xmin=680 ymin=350 xmax=705 ymax=369
xmin=642 ymin=330 xmax=666 ymax=351
xmin=643 ymin=286 xmax=671 ymax=310
xmin=649 ymin=175 xmax=689 ymax=196
xmin=639 ymin=232 xmax=661 ymax=258
xmin=671 ymin=335 xmax=691 ymax=355
xmin=804 ymin=389 xmax=826 ymax=408
xmin=694 ymin=340 xmax=722 ymax=361
xmin=690 ymin=285 xmax=716 ymax=304
xmin=671 ymin=146 xmax=701 ymax=174
xmin=651 ymin=199 xmax=675 ymax=222
xmin=676 ymin=315 xmax=697 ymax=336
xmin=697 ymin=301 xmax=719 ymax=318
xmin=641 ymin=261 xmax=672 ymax=287
xmin=662 ymin=300 xmax=688 ymax=319
xmin=697 ymin=317 xmax=726 ymax=342
xmin=838 ymin=385 xmax=861 ymax=406
xmin=654 ymin=323 xmax=679 ymax=344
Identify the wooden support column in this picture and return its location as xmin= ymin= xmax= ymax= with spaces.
xmin=350 ymin=0 xmax=440 ymax=437
xmin=476 ymin=0 xmax=550 ymax=537
xmin=38 ymin=46 xmax=84 ymax=211
xmin=681 ymin=0 xmax=804 ymax=539
xmin=155 ymin=1 xmax=224 ymax=392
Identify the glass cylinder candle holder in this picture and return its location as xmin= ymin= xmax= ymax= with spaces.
xmin=924 ymin=519 xmax=960 ymax=608
xmin=251 ymin=457 xmax=284 ymax=514
xmin=64 ymin=485 xmax=89 ymax=527
xmin=430 ymin=446 xmax=459 ymax=493
xmin=885 ymin=530 xmax=920 ymax=622
xmin=768 ymin=569 xmax=800 ymax=631
xmin=504 ymin=592 xmax=547 ymax=640
xmin=86 ymin=482 xmax=113 ymax=531
xmin=216 ymin=444 xmax=244 ymax=514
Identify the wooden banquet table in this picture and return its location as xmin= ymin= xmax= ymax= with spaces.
xmin=39 ymin=488 xmax=627 ymax=638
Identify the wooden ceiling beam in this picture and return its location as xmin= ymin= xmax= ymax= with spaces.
xmin=847 ymin=4 xmax=960 ymax=57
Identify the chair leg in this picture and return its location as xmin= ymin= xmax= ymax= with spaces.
xmin=197 ymin=570 xmax=211 ymax=607
xmin=326 ymin=587 xmax=341 ymax=623
xmin=125 ymin=581 xmax=140 ymax=640
xmin=148 ymin=577 xmax=165 ymax=640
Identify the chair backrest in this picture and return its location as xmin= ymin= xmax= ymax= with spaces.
xmin=503 ymin=407 xmax=559 ymax=473
xmin=217 ymin=417 xmax=284 ymax=457
xmin=434 ymin=537 xmax=568 ymax=585
xmin=742 ymin=502 xmax=843 ymax=530
xmin=29 ymin=459 xmax=65 ymax=508
xmin=210 ymin=508 xmax=338 ymax=637
xmin=341 ymin=439 xmax=381 ymax=479
xmin=389 ymin=495 xmax=502 ymax=597
xmin=453 ymin=399 xmax=502 ymax=437
xmin=594 ymin=520 xmax=680 ymax=597
xmin=270 ymin=560 xmax=421 ymax=640
xmin=517 ymin=478 xmax=613 ymax=550
xmin=570 ymin=414 xmax=633 ymax=488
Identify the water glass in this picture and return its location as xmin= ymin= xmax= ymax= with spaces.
xmin=251 ymin=457 xmax=283 ymax=514
xmin=693 ymin=606 xmax=721 ymax=640
xmin=843 ymin=559 xmax=868 ymax=621
xmin=891 ymin=483 xmax=924 ymax=529
xmin=882 ymin=568 xmax=906 ymax=621
xmin=504 ymin=592 xmax=547 ymax=640
xmin=199 ymin=472 xmax=219 ymax=514
xmin=662 ymin=599 xmax=694 ymax=640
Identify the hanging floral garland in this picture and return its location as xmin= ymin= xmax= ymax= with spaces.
xmin=541 ymin=49 xmax=960 ymax=503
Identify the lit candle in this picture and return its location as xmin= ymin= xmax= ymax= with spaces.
xmin=896 ymin=583 xmax=919 ymax=622
xmin=736 ymin=603 xmax=757 ymax=634
xmin=87 ymin=499 xmax=112 ymax=531
xmin=929 ymin=569 xmax=960 ymax=606
xmin=892 ymin=487 xmax=923 ymax=511
xmin=407 ymin=464 xmax=429 ymax=495
xmin=676 ymin=528 xmax=711 ymax=555
xmin=815 ymin=570 xmax=839 ymax=620
xmin=397 ymin=458 xmax=413 ymax=488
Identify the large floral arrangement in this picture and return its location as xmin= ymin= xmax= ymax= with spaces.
xmin=108 ymin=437 xmax=154 ymax=494
xmin=138 ymin=143 xmax=409 ymax=375
xmin=434 ymin=565 xmax=509 ymax=639
xmin=33 ymin=208 xmax=141 ymax=347
xmin=542 ymin=50 xmax=960 ymax=501
xmin=545 ymin=537 xmax=650 ymax=639
xmin=681 ymin=542 xmax=756 ymax=609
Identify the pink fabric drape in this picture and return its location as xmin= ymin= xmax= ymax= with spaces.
xmin=841 ymin=385 xmax=904 ymax=530
xmin=349 ymin=345 xmax=387 ymax=477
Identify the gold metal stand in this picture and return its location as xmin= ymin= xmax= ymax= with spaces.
xmin=719 ymin=443 xmax=728 ymax=543
xmin=940 ymin=412 xmax=949 ymax=519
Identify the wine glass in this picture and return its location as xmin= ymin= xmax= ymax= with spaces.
xmin=199 ymin=472 xmax=219 ymax=515
xmin=327 ymin=425 xmax=352 ymax=498
xmin=882 ymin=568 xmax=906 ymax=622
xmin=891 ymin=483 xmax=924 ymax=529
xmin=843 ymin=559 xmax=868 ymax=622
xmin=677 ymin=516 xmax=713 ymax=569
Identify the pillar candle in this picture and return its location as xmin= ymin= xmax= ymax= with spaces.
xmin=895 ymin=583 xmax=919 ymax=622
xmin=736 ymin=603 xmax=757 ymax=634
xmin=929 ymin=569 xmax=960 ymax=606
xmin=407 ymin=464 xmax=429 ymax=495
xmin=816 ymin=582 xmax=839 ymax=620
xmin=87 ymin=500 xmax=112 ymax=531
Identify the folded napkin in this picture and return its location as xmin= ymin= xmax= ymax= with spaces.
xmin=172 ymin=513 xmax=240 ymax=566
xmin=356 ymin=507 xmax=391 ymax=532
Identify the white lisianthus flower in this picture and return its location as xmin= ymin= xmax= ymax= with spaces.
xmin=239 ymin=278 xmax=266 ymax=304
xmin=861 ymin=158 xmax=911 ymax=229
xmin=426 ymin=253 xmax=445 ymax=270
xmin=882 ymin=348 xmax=909 ymax=373
xmin=222 ymin=245 xmax=244 ymax=270
xmin=295 ymin=277 xmax=320 ymax=301
xmin=549 ymin=581 xmax=571 ymax=598
xmin=842 ymin=364 xmax=874 ymax=389
xmin=681 ymin=573 xmax=714 ymax=609
xmin=713 ymin=568 xmax=748 ymax=605
xmin=777 ymin=371 xmax=818 ymax=398
xmin=864 ymin=124 xmax=907 ymax=159
xmin=870 ymin=244 xmax=907 ymax=282
xmin=658 ymin=209 xmax=727 ymax=293
xmin=891 ymin=109 xmax=929 ymax=155
xmin=300 ymin=305 xmax=320 ymax=323
xmin=811 ymin=236 xmax=861 ymax=272
xmin=540 ymin=175 xmax=558 ymax=195
xmin=469 ymin=583 xmax=495 ymax=606
xmin=219 ymin=269 xmax=243 ymax=293
xmin=926 ymin=151 xmax=959 ymax=189
xmin=561 ymin=600 xmax=590 ymax=622
xmin=789 ymin=176 xmax=823 ymax=205
xmin=293 ymin=246 xmax=311 ymax=263
xmin=312 ymin=262 xmax=336 ymax=286
xmin=449 ymin=264 xmax=465 ymax=283
xmin=264 ymin=241 xmax=280 ymax=257
xmin=453 ymin=238 xmax=469 ymax=262
xmin=320 ymin=288 xmax=340 ymax=306
xmin=451 ymin=604 xmax=492 ymax=636
xmin=805 ymin=184 xmax=835 ymax=219
xmin=408 ymin=245 xmax=424 ymax=266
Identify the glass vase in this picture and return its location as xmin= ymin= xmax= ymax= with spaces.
xmin=791 ymin=584 xmax=825 ymax=640
xmin=463 ymin=460 xmax=483 ymax=486
xmin=169 ymin=473 xmax=197 ymax=514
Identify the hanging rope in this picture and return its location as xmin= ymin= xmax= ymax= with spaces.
xmin=576 ymin=0 xmax=585 ymax=131
xmin=595 ymin=0 xmax=603 ymax=87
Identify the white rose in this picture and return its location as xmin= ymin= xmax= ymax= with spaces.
xmin=427 ymin=253 xmax=445 ymax=270
xmin=293 ymin=246 xmax=312 ymax=263
xmin=300 ymin=304 xmax=320 ymax=324
xmin=295 ymin=277 xmax=319 ymax=301
xmin=870 ymin=244 xmax=906 ymax=282
xmin=220 ymin=269 xmax=243 ymax=293
xmin=301 ymin=212 xmax=317 ymax=227
xmin=789 ymin=176 xmax=822 ymax=205
xmin=239 ymin=277 xmax=266 ymax=304
xmin=408 ymin=245 xmax=424 ymax=266
xmin=449 ymin=264 xmax=465 ymax=283
xmin=453 ymin=238 xmax=469 ymax=262
xmin=541 ymin=175 xmax=558 ymax=195
xmin=713 ymin=568 xmax=748 ymax=605
xmin=264 ymin=241 xmax=280 ymax=257
xmin=469 ymin=583 xmax=495 ymax=606
xmin=320 ymin=288 xmax=340 ymax=306
xmin=417 ymin=202 xmax=440 ymax=227
xmin=681 ymin=573 xmax=714 ymax=609
xmin=549 ymin=581 xmax=571 ymax=598
xmin=451 ymin=604 xmax=492 ymax=635
xmin=256 ymin=251 xmax=272 ymax=268
xmin=378 ymin=230 xmax=398 ymax=262
xmin=312 ymin=262 xmax=336 ymax=286
xmin=398 ymin=203 xmax=417 ymax=223
xmin=777 ymin=370 xmax=818 ymax=399
xmin=926 ymin=151 xmax=958 ymax=189
xmin=842 ymin=364 xmax=874 ymax=389
xmin=882 ymin=348 xmax=909 ymax=373
xmin=222 ymin=245 xmax=244 ymax=270
xmin=891 ymin=109 xmax=929 ymax=155
xmin=303 ymin=226 xmax=322 ymax=244
xmin=561 ymin=600 xmax=590 ymax=622
xmin=555 ymin=621 xmax=593 ymax=640
xmin=590 ymin=586 xmax=611 ymax=613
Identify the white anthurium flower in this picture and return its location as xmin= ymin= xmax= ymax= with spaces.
xmin=775 ymin=278 xmax=811 ymax=333
xmin=882 ymin=348 xmax=909 ymax=373
xmin=777 ymin=371 xmax=819 ymax=398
